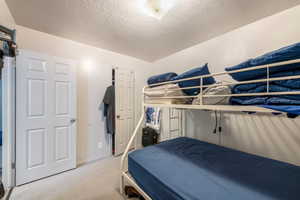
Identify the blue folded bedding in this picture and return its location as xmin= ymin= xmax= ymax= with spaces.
xmin=128 ymin=137 xmax=300 ymax=200
xmin=233 ymin=69 xmax=300 ymax=90
xmin=230 ymin=96 xmax=300 ymax=105
xmin=232 ymin=82 xmax=300 ymax=96
xmin=230 ymin=85 xmax=300 ymax=105
xmin=171 ymin=63 xmax=216 ymax=95
xmin=147 ymin=72 xmax=178 ymax=86
xmin=230 ymin=96 xmax=268 ymax=105
xmin=231 ymin=69 xmax=300 ymax=106
xmin=260 ymin=105 xmax=300 ymax=115
xmin=225 ymin=42 xmax=300 ymax=81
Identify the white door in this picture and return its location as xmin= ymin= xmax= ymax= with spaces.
xmin=16 ymin=50 xmax=77 ymax=185
xmin=115 ymin=68 xmax=135 ymax=155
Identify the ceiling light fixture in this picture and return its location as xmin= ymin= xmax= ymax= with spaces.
xmin=140 ymin=0 xmax=178 ymax=20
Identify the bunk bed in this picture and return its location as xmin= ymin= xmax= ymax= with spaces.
xmin=120 ymin=43 xmax=300 ymax=200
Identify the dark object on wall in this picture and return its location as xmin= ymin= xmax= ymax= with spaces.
xmin=142 ymin=127 xmax=158 ymax=147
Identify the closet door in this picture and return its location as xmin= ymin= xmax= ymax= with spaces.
xmin=16 ymin=50 xmax=77 ymax=185
xmin=115 ymin=68 xmax=135 ymax=155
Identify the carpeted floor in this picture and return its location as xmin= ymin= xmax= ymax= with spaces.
xmin=10 ymin=157 xmax=126 ymax=200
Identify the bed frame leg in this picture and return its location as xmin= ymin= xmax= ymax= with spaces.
xmin=120 ymin=112 xmax=145 ymax=196
xmin=120 ymin=173 xmax=125 ymax=195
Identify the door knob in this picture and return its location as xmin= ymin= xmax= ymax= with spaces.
xmin=70 ymin=119 xmax=77 ymax=123
xmin=116 ymin=115 xmax=120 ymax=119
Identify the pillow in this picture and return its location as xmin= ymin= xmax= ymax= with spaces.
xmin=226 ymin=42 xmax=300 ymax=81
xmin=171 ymin=63 xmax=216 ymax=95
xmin=147 ymin=72 xmax=178 ymax=86
xmin=144 ymin=84 xmax=185 ymax=97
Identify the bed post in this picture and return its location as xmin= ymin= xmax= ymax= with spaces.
xmin=120 ymin=87 xmax=146 ymax=194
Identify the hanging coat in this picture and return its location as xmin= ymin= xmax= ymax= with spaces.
xmin=102 ymin=85 xmax=115 ymax=134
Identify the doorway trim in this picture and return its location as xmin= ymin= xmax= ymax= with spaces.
xmin=2 ymin=56 xmax=16 ymax=189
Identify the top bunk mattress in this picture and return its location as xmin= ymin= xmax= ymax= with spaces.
xmin=128 ymin=137 xmax=300 ymax=200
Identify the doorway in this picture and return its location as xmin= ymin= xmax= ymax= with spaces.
xmin=0 ymin=25 xmax=17 ymax=192
xmin=0 ymin=47 xmax=3 ymax=181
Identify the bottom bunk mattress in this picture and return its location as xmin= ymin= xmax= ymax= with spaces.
xmin=128 ymin=137 xmax=300 ymax=200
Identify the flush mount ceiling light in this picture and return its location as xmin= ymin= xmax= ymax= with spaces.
xmin=140 ymin=0 xmax=178 ymax=20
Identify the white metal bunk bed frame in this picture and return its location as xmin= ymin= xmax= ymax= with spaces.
xmin=120 ymin=58 xmax=300 ymax=200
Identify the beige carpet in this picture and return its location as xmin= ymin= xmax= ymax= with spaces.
xmin=10 ymin=157 xmax=126 ymax=200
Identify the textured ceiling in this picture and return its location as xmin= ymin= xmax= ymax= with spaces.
xmin=6 ymin=0 xmax=300 ymax=62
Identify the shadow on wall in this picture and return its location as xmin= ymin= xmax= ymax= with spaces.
xmin=185 ymin=110 xmax=300 ymax=166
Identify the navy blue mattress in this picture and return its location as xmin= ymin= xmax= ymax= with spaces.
xmin=128 ymin=137 xmax=300 ymax=200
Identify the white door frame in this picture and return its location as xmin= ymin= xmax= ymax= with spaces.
xmin=2 ymin=56 xmax=16 ymax=189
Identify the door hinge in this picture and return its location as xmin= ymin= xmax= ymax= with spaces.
xmin=12 ymin=162 xmax=16 ymax=169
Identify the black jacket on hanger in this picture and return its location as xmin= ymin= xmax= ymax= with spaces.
xmin=102 ymin=85 xmax=115 ymax=135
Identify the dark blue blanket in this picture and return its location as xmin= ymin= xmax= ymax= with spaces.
xmin=233 ymin=83 xmax=300 ymax=95
xmin=260 ymin=105 xmax=300 ymax=116
xmin=233 ymin=69 xmax=300 ymax=92
xmin=129 ymin=137 xmax=300 ymax=200
xmin=171 ymin=63 xmax=215 ymax=95
xmin=230 ymin=96 xmax=300 ymax=105
xmin=231 ymin=71 xmax=300 ymax=106
xmin=225 ymin=42 xmax=300 ymax=81
xmin=147 ymin=72 xmax=178 ymax=86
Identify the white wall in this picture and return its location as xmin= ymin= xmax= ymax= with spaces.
xmin=15 ymin=25 xmax=151 ymax=164
xmin=0 ymin=0 xmax=15 ymax=29
xmin=153 ymin=5 xmax=300 ymax=166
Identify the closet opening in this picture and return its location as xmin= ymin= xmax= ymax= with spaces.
xmin=103 ymin=67 xmax=135 ymax=156
xmin=0 ymin=24 xmax=17 ymax=195
xmin=0 ymin=44 xmax=3 ymax=181
xmin=112 ymin=68 xmax=115 ymax=155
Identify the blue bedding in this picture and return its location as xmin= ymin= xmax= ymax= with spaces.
xmin=225 ymin=42 xmax=300 ymax=81
xmin=230 ymin=96 xmax=300 ymax=105
xmin=147 ymin=72 xmax=178 ymax=86
xmin=128 ymin=137 xmax=300 ymax=200
xmin=231 ymin=71 xmax=300 ymax=106
xmin=171 ymin=63 xmax=216 ymax=95
xmin=233 ymin=69 xmax=300 ymax=92
xmin=233 ymin=83 xmax=300 ymax=95
xmin=260 ymin=105 xmax=300 ymax=116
